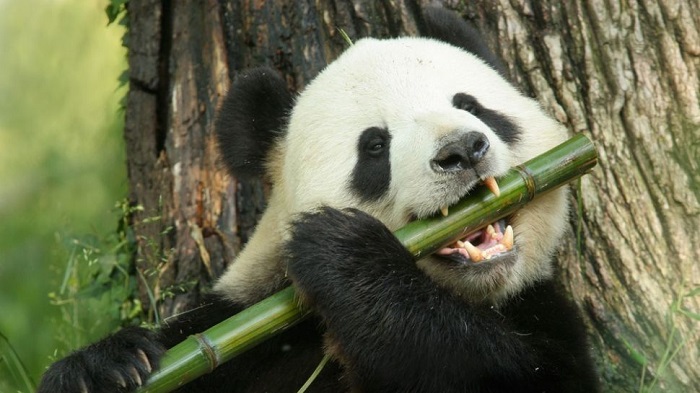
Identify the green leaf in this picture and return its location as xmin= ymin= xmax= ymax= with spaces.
xmin=118 ymin=69 xmax=129 ymax=88
xmin=105 ymin=4 xmax=119 ymax=24
xmin=683 ymin=286 xmax=700 ymax=298
xmin=0 ymin=331 xmax=36 ymax=392
xmin=621 ymin=337 xmax=648 ymax=367
xmin=678 ymin=308 xmax=700 ymax=321
xmin=105 ymin=0 xmax=129 ymax=25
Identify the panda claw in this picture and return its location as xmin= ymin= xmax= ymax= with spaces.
xmin=79 ymin=378 xmax=88 ymax=393
xmin=129 ymin=366 xmax=143 ymax=386
xmin=113 ymin=371 xmax=127 ymax=388
xmin=137 ymin=348 xmax=152 ymax=373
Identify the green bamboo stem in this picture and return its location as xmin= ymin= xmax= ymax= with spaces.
xmin=138 ymin=287 xmax=307 ymax=393
xmin=138 ymin=133 xmax=597 ymax=393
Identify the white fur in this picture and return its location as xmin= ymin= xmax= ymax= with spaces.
xmin=216 ymin=37 xmax=569 ymax=305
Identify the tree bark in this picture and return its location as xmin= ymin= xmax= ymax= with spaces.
xmin=124 ymin=0 xmax=699 ymax=391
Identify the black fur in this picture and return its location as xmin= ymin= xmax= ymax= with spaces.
xmin=420 ymin=6 xmax=508 ymax=76
xmin=285 ymin=207 xmax=599 ymax=392
xmin=453 ymin=93 xmax=521 ymax=144
xmin=215 ymin=67 xmax=293 ymax=179
xmin=351 ymin=127 xmax=392 ymax=201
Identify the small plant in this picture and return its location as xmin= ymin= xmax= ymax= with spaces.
xmin=106 ymin=0 xmax=129 ymax=109
xmin=47 ymin=199 xmax=146 ymax=357
xmin=105 ymin=0 xmax=128 ymax=26
xmin=0 ymin=331 xmax=35 ymax=393
xmin=337 ymin=28 xmax=353 ymax=47
xmin=637 ymin=286 xmax=700 ymax=393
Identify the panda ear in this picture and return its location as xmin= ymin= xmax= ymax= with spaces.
xmin=215 ymin=67 xmax=294 ymax=180
xmin=419 ymin=6 xmax=507 ymax=76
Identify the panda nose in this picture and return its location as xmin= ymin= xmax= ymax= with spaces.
xmin=431 ymin=132 xmax=490 ymax=173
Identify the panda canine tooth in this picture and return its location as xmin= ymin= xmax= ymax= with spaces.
xmin=440 ymin=206 xmax=449 ymax=217
xmin=502 ymin=225 xmax=514 ymax=250
xmin=464 ymin=241 xmax=484 ymax=262
xmin=484 ymin=177 xmax=501 ymax=197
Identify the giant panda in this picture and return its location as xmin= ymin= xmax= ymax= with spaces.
xmin=38 ymin=7 xmax=599 ymax=393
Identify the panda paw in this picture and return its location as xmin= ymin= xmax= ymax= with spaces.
xmin=285 ymin=207 xmax=414 ymax=295
xmin=37 ymin=326 xmax=165 ymax=393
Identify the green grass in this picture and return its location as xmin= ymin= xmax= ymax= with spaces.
xmin=0 ymin=0 xmax=128 ymax=390
xmin=637 ymin=286 xmax=700 ymax=393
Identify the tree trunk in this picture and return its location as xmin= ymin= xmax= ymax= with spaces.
xmin=124 ymin=0 xmax=699 ymax=391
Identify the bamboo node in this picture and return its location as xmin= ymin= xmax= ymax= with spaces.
xmin=193 ymin=333 xmax=219 ymax=372
xmin=514 ymin=164 xmax=537 ymax=201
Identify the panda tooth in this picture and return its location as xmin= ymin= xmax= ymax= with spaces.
xmin=486 ymin=224 xmax=496 ymax=238
xmin=455 ymin=240 xmax=466 ymax=248
xmin=484 ymin=176 xmax=501 ymax=197
xmin=440 ymin=206 xmax=449 ymax=217
xmin=464 ymin=241 xmax=484 ymax=262
xmin=501 ymin=225 xmax=514 ymax=250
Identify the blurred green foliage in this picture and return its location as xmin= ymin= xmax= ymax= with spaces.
xmin=0 ymin=0 xmax=128 ymax=389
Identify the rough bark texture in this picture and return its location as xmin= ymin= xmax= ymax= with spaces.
xmin=124 ymin=0 xmax=699 ymax=391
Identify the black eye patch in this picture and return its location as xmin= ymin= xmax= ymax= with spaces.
xmin=453 ymin=93 xmax=481 ymax=115
xmin=350 ymin=127 xmax=391 ymax=201
xmin=452 ymin=93 xmax=521 ymax=144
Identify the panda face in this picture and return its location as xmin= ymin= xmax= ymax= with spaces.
xmin=275 ymin=37 xmax=569 ymax=302
xmin=215 ymin=36 xmax=569 ymax=305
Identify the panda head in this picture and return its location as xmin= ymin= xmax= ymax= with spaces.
xmin=214 ymin=8 xmax=569 ymax=305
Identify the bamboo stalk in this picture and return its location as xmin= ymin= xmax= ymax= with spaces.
xmin=137 ymin=133 xmax=597 ymax=393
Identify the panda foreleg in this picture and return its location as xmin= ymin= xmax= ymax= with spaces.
xmin=285 ymin=207 xmax=555 ymax=392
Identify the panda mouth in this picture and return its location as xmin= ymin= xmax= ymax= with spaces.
xmin=432 ymin=176 xmax=514 ymax=264
xmin=435 ymin=218 xmax=515 ymax=264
